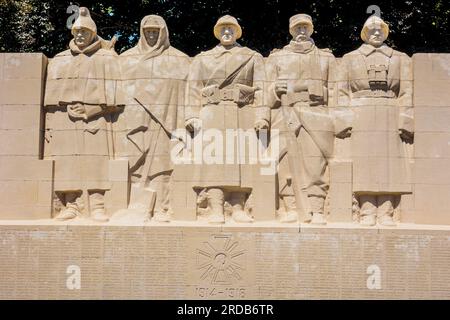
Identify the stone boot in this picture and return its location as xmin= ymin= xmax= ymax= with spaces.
xmin=231 ymin=193 xmax=253 ymax=223
xmin=279 ymin=196 xmax=298 ymax=223
xmin=378 ymin=214 xmax=396 ymax=226
xmin=153 ymin=210 xmax=171 ymax=222
xmin=90 ymin=191 xmax=109 ymax=222
xmin=232 ymin=209 xmax=254 ymax=223
xmin=360 ymin=214 xmax=376 ymax=226
xmin=55 ymin=192 xmax=81 ymax=221
xmin=310 ymin=212 xmax=327 ymax=225
xmin=55 ymin=203 xmax=80 ymax=221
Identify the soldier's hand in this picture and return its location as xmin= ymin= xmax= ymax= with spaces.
xmin=399 ymin=129 xmax=414 ymax=143
xmin=69 ymin=103 xmax=85 ymax=114
xmin=185 ymin=118 xmax=201 ymax=133
xmin=336 ymin=127 xmax=352 ymax=139
xmin=68 ymin=103 xmax=86 ymax=119
xmin=275 ymin=80 xmax=288 ymax=98
xmin=254 ymin=119 xmax=269 ymax=132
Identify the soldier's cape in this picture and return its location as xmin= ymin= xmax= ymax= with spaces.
xmin=45 ymin=37 xmax=123 ymax=115
xmin=119 ymin=15 xmax=190 ymax=177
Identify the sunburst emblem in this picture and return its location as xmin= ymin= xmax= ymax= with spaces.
xmin=196 ymin=235 xmax=246 ymax=285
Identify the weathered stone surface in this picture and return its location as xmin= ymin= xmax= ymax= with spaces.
xmin=0 ymin=223 xmax=449 ymax=299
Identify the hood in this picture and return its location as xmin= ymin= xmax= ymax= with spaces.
xmin=137 ymin=15 xmax=170 ymax=60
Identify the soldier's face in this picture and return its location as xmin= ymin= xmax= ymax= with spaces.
xmin=73 ymin=27 xmax=95 ymax=49
xmin=293 ymin=24 xmax=311 ymax=41
xmin=220 ymin=25 xmax=237 ymax=46
xmin=366 ymin=25 xmax=386 ymax=47
xmin=144 ymin=27 xmax=160 ymax=47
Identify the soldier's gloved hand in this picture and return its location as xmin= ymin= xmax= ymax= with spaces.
xmin=275 ymin=80 xmax=288 ymax=98
xmin=254 ymin=119 xmax=269 ymax=132
xmin=336 ymin=127 xmax=352 ymax=139
xmin=399 ymin=129 xmax=414 ymax=143
xmin=185 ymin=118 xmax=201 ymax=133
xmin=68 ymin=103 xmax=87 ymax=119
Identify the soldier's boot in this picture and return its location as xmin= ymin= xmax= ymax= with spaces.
xmin=311 ymin=212 xmax=327 ymax=225
xmin=377 ymin=195 xmax=396 ymax=226
xmin=55 ymin=192 xmax=81 ymax=221
xmin=90 ymin=191 xmax=109 ymax=222
xmin=309 ymin=195 xmax=327 ymax=225
xmin=279 ymin=196 xmax=298 ymax=223
xmin=153 ymin=210 xmax=171 ymax=222
xmin=231 ymin=193 xmax=254 ymax=223
xmin=378 ymin=215 xmax=396 ymax=226
xmin=207 ymin=188 xmax=225 ymax=224
xmin=359 ymin=195 xmax=377 ymax=226
xmin=360 ymin=214 xmax=376 ymax=226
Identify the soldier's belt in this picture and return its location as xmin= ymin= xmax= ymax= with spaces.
xmin=202 ymin=84 xmax=255 ymax=105
xmin=281 ymin=91 xmax=324 ymax=106
xmin=219 ymin=89 xmax=237 ymax=101
xmin=353 ymin=90 xmax=396 ymax=98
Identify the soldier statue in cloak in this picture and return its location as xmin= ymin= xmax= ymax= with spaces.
xmin=44 ymin=7 xmax=124 ymax=221
xmin=266 ymin=14 xmax=350 ymax=224
xmin=337 ymin=16 xmax=414 ymax=226
xmin=117 ymin=15 xmax=190 ymax=222
xmin=185 ymin=15 xmax=269 ymax=224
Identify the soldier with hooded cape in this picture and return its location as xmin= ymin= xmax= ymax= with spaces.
xmin=116 ymin=15 xmax=190 ymax=222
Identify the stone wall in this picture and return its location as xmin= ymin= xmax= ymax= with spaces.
xmin=412 ymin=54 xmax=450 ymax=225
xmin=0 ymin=53 xmax=53 ymax=219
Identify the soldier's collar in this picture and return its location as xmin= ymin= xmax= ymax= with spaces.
xmin=213 ymin=43 xmax=241 ymax=57
xmin=359 ymin=43 xmax=393 ymax=57
xmin=285 ymin=39 xmax=316 ymax=54
xmin=69 ymin=37 xmax=102 ymax=55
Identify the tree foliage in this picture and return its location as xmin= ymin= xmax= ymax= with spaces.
xmin=0 ymin=0 xmax=449 ymax=57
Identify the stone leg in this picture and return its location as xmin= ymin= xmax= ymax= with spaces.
xmin=206 ymin=188 xmax=225 ymax=224
xmin=297 ymin=129 xmax=328 ymax=224
xmin=280 ymin=195 xmax=299 ymax=223
xmin=149 ymin=172 xmax=171 ymax=222
xmin=89 ymin=190 xmax=108 ymax=222
xmin=309 ymin=195 xmax=327 ymax=225
xmin=359 ymin=194 xmax=377 ymax=226
xmin=277 ymin=148 xmax=299 ymax=223
xmin=55 ymin=191 xmax=82 ymax=221
xmin=377 ymin=194 xmax=396 ymax=226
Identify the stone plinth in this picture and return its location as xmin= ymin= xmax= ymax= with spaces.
xmin=0 ymin=221 xmax=449 ymax=299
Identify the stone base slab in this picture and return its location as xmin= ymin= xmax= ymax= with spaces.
xmin=0 ymin=220 xmax=449 ymax=299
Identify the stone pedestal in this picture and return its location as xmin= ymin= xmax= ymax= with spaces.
xmin=0 ymin=221 xmax=449 ymax=299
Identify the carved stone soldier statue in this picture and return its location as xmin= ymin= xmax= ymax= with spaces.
xmin=185 ymin=15 xmax=269 ymax=224
xmin=117 ymin=15 xmax=190 ymax=222
xmin=266 ymin=14 xmax=347 ymax=224
xmin=44 ymin=7 xmax=124 ymax=221
xmin=337 ymin=16 xmax=414 ymax=226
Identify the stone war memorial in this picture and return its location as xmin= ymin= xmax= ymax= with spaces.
xmin=0 ymin=5 xmax=450 ymax=300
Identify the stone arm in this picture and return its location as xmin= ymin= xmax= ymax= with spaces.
xmin=336 ymin=56 xmax=351 ymax=108
xmin=184 ymin=57 xmax=204 ymax=132
xmin=252 ymin=54 xmax=270 ymax=130
xmin=264 ymin=55 xmax=282 ymax=109
xmin=398 ymin=54 xmax=414 ymax=143
xmin=333 ymin=57 xmax=353 ymax=139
